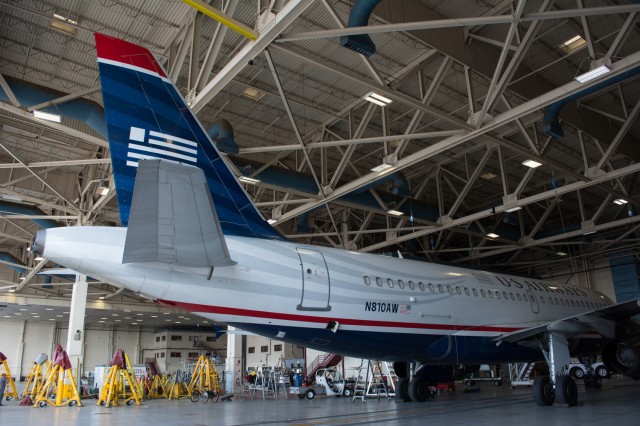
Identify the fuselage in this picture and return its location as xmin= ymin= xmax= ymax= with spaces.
xmin=38 ymin=226 xmax=613 ymax=363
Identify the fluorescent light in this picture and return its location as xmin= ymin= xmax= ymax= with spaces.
xmin=556 ymin=251 xmax=567 ymax=256
xmin=35 ymin=256 xmax=44 ymax=261
xmin=99 ymin=296 xmax=105 ymax=300
xmin=521 ymin=159 xmax=542 ymax=168
xmin=576 ymin=59 xmax=612 ymax=84
xmin=33 ymin=110 xmax=61 ymax=123
xmin=364 ymin=91 xmax=392 ymax=106
xmin=387 ymin=209 xmax=403 ymax=216
xmin=239 ymin=176 xmax=261 ymax=185
xmin=613 ymin=198 xmax=628 ymax=205
xmin=505 ymin=206 xmax=522 ymax=213
xmin=8 ymin=289 xmax=16 ymax=293
xmin=53 ymin=13 xmax=78 ymax=25
xmin=97 ymin=186 xmax=110 ymax=196
xmin=370 ymin=163 xmax=393 ymax=172
xmin=267 ymin=219 xmax=277 ymax=225
xmin=486 ymin=233 xmax=499 ymax=239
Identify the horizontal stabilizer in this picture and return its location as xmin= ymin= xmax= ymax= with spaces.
xmin=123 ymin=159 xmax=235 ymax=268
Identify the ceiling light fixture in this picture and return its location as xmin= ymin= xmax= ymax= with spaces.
xmin=370 ymin=163 xmax=393 ymax=172
xmin=364 ymin=91 xmax=392 ymax=107
xmin=559 ymin=35 xmax=587 ymax=54
xmin=51 ymin=12 xmax=78 ymax=35
xmin=613 ymin=198 xmax=628 ymax=205
xmin=521 ymin=159 xmax=542 ymax=168
xmin=387 ymin=209 xmax=403 ymax=216
xmin=97 ymin=186 xmax=110 ymax=196
xmin=33 ymin=110 xmax=62 ymax=123
xmin=486 ymin=232 xmax=500 ymax=239
xmin=576 ymin=58 xmax=612 ymax=84
xmin=238 ymin=176 xmax=261 ymax=185
xmin=556 ymin=251 xmax=568 ymax=256
xmin=267 ymin=219 xmax=277 ymax=225
xmin=242 ymin=87 xmax=266 ymax=101
xmin=480 ymin=172 xmax=496 ymax=180
xmin=371 ymin=153 xmax=398 ymax=173
xmin=504 ymin=206 xmax=522 ymax=213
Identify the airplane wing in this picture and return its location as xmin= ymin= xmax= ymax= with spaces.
xmin=123 ymin=159 xmax=236 ymax=268
xmin=496 ymin=298 xmax=640 ymax=344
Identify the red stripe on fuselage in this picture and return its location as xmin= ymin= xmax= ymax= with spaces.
xmin=94 ymin=33 xmax=167 ymax=78
xmin=157 ymin=299 xmax=522 ymax=333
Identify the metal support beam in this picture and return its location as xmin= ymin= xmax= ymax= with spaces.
xmin=181 ymin=0 xmax=259 ymax=40
xmin=26 ymin=86 xmax=101 ymax=112
xmin=0 ymin=158 xmax=110 ymax=169
xmin=596 ymin=98 xmax=640 ymax=170
xmin=578 ymin=0 xmax=596 ymax=60
xmin=276 ymin=4 xmax=640 ymax=42
xmin=447 ymin=147 xmax=495 ymax=217
xmin=606 ymin=12 xmax=638 ymax=59
xmin=0 ymin=73 xmax=21 ymax=107
xmin=191 ymin=0 xmax=314 ymax=112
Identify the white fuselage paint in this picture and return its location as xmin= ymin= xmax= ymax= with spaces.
xmin=41 ymin=226 xmax=612 ymax=361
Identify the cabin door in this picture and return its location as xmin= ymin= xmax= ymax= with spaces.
xmin=296 ymin=248 xmax=331 ymax=311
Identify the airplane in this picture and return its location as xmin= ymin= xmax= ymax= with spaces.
xmin=32 ymin=33 xmax=640 ymax=406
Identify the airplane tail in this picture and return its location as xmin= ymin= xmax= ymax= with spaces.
xmin=94 ymin=33 xmax=285 ymax=241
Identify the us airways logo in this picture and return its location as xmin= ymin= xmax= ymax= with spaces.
xmin=125 ymin=127 xmax=198 ymax=168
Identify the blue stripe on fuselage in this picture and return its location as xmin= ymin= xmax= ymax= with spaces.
xmin=98 ymin=61 xmax=286 ymax=241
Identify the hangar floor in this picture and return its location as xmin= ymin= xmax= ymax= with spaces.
xmin=2 ymin=377 xmax=639 ymax=425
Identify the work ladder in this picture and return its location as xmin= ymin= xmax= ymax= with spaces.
xmin=351 ymin=359 xmax=371 ymax=403
xmin=508 ymin=362 xmax=536 ymax=387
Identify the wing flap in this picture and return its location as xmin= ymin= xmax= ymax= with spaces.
xmin=123 ymin=159 xmax=235 ymax=268
xmin=496 ymin=298 xmax=640 ymax=344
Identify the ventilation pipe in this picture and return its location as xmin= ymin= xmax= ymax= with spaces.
xmin=0 ymin=201 xmax=59 ymax=229
xmin=0 ymin=252 xmax=27 ymax=273
xmin=207 ymin=119 xmax=239 ymax=154
xmin=0 ymin=76 xmax=107 ymax=138
xmin=340 ymin=0 xmax=383 ymax=57
xmin=543 ymin=66 xmax=640 ymax=139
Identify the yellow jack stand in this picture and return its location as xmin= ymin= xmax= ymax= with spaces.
xmin=187 ymin=356 xmax=223 ymax=398
xmin=21 ymin=357 xmax=51 ymax=400
xmin=96 ymin=349 xmax=141 ymax=407
xmin=145 ymin=374 xmax=167 ymax=399
xmin=0 ymin=352 xmax=19 ymax=401
xmin=32 ymin=346 xmax=82 ymax=408
xmin=167 ymin=371 xmax=190 ymax=400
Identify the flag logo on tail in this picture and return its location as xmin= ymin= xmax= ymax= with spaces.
xmin=126 ymin=127 xmax=198 ymax=168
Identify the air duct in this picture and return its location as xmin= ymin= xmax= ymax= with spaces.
xmin=207 ymin=119 xmax=239 ymax=154
xmin=0 ymin=201 xmax=59 ymax=229
xmin=0 ymin=252 xmax=27 ymax=273
xmin=543 ymin=66 xmax=640 ymax=139
xmin=0 ymin=75 xmax=107 ymax=138
xmin=340 ymin=0 xmax=383 ymax=57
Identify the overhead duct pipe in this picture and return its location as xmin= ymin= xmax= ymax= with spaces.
xmin=0 ymin=76 xmax=107 ymax=138
xmin=0 ymin=201 xmax=59 ymax=229
xmin=207 ymin=119 xmax=240 ymax=154
xmin=340 ymin=0 xmax=383 ymax=57
xmin=543 ymin=66 xmax=640 ymax=139
xmin=0 ymin=251 xmax=27 ymax=273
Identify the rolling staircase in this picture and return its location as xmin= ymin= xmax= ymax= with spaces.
xmin=306 ymin=353 xmax=343 ymax=382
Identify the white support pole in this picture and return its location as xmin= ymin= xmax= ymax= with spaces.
xmin=66 ymin=274 xmax=88 ymax=377
xmin=226 ymin=326 xmax=243 ymax=394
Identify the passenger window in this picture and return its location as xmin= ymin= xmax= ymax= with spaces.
xmin=480 ymin=289 xmax=486 ymax=298
xmin=376 ymin=277 xmax=383 ymax=287
xmin=456 ymin=287 xmax=462 ymax=295
xmin=523 ymin=294 xmax=528 ymax=302
xmin=464 ymin=288 xmax=470 ymax=296
xmin=419 ymin=282 xmax=425 ymax=291
xmin=560 ymin=299 xmax=565 ymax=306
xmin=540 ymin=296 xmax=545 ymax=304
xmin=364 ymin=276 xmax=371 ymax=286
xmin=549 ymin=297 xmax=554 ymax=305
xmin=447 ymin=285 xmax=453 ymax=295
xmin=516 ymin=294 xmax=522 ymax=301
xmin=503 ymin=292 xmax=508 ymax=300
xmin=398 ymin=279 xmax=405 ymax=289
xmin=387 ymin=278 xmax=394 ymax=288
xmin=488 ymin=291 xmax=494 ymax=299
xmin=570 ymin=300 xmax=575 ymax=307
xmin=510 ymin=293 xmax=515 ymax=301
xmin=437 ymin=284 xmax=443 ymax=293
xmin=495 ymin=291 xmax=501 ymax=299
xmin=428 ymin=283 xmax=434 ymax=292
xmin=472 ymin=288 xmax=478 ymax=297
xmin=408 ymin=281 xmax=415 ymax=290
xmin=555 ymin=298 xmax=560 ymax=305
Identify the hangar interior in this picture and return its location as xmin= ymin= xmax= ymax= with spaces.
xmin=0 ymin=0 xmax=639 ymax=393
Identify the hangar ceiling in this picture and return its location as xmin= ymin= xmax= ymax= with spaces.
xmin=0 ymin=0 xmax=639 ymax=310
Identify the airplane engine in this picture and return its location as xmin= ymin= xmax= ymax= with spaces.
xmin=602 ymin=340 xmax=640 ymax=380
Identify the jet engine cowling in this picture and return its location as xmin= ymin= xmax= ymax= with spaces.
xmin=602 ymin=340 xmax=640 ymax=380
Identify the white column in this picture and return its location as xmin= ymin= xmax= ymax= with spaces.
xmin=225 ymin=327 xmax=243 ymax=394
xmin=15 ymin=320 xmax=26 ymax=380
xmin=66 ymin=274 xmax=88 ymax=376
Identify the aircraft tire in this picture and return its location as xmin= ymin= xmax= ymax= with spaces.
xmin=532 ymin=375 xmax=554 ymax=406
xmin=555 ymin=376 xmax=578 ymax=406
xmin=407 ymin=378 xmax=429 ymax=402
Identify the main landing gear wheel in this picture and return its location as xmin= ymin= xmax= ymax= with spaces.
xmin=396 ymin=377 xmax=411 ymax=402
xmin=407 ymin=377 xmax=430 ymax=402
xmin=555 ymin=376 xmax=578 ymax=406
xmin=532 ymin=376 xmax=554 ymax=406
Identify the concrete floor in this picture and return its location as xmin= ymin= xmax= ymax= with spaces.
xmin=2 ymin=377 xmax=639 ymax=426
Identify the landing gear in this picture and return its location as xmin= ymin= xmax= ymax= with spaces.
xmin=407 ymin=377 xmax=430 ymax=402
xmin=532 ymin=376 xmax=554 ymax=406
xmin=555 ymin=376 xmax=578 ymax=406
